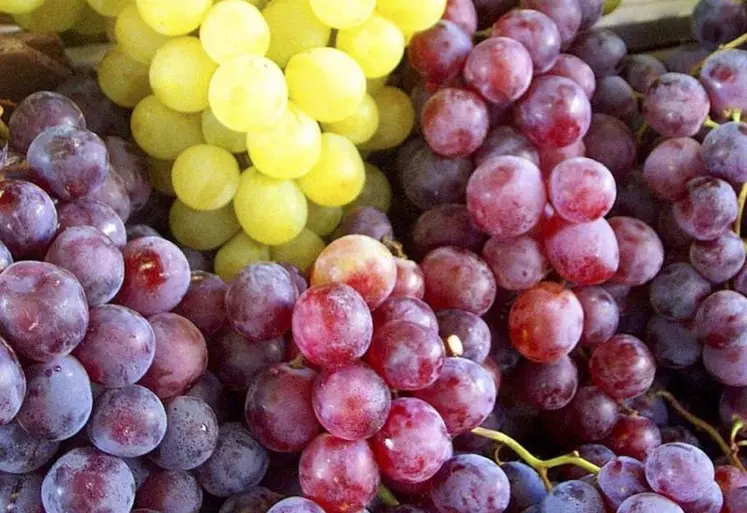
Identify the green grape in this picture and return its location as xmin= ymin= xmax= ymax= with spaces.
xmin=136 ymin=0 xmax=212 ymax=35
xmin=87 ymin=0 xmax=129 ymax=16
xmin=321 ymin=93 xmax=379 ymax=145
xmin=262 ymin=0 xmax=331 ymax=67
xmin=306 ymin=201 xmax=343 ymax=237
xmin=149 ymin=37 xmax=217 ymax=113
xmin=336 ymin=14 xmax=405 ymax=78
xmin=270 ymin=228 xmax=325 ymax=272
xmin=217 ymin=0 xmax=266 ymax=5
xmin=147 ymin=157 xmax=176 ymax=196
xmin=0 ymin=0 xmax=46 ymax=14
xmin=285 ymin=47 xmax=366 ymax=123
xmin=297 ymin=132 xmax=365 ymax=207
xmin=375 ymin=0 xmax=446 ymax=33
xmin=208 ymin=55 xmax=288 ymax=132
xmin=200 ymin=0 xmax=270 ymax=63
xmin=366 ymin=75 xmax=388 ymax=94
xmin=98 ymin=47 xmax=152 ymax=108
xmin=309 ymin=0 xmax=374 ymax=28
xmin=346 ymin=163 xmax=392 ymax=212
xmin=215 ymin=232 xmax=270 ymax=282
xmin=14 ymin=0 xmax=85 ymax=32
xmin=247 ymin=102 xmax=321 ymax=180
xmin=233 ymin=167 xmax=308 ymax=245
xmin=116 ymin=4 xmax=172 ymax=64
xmin=170 ymin=199 xmax=241 ymax=251
xmin=172 ymin=144 xmax=241 ymax=211
xmin=131 ymin=95 xmax=205 ymax=160
xmin=359 ymin=86 xmax=414 ymax=151
xmin=72 ymin=4 xmax=108 ymax=36
xmin=201 ymin=108 xmax=247 ymax=153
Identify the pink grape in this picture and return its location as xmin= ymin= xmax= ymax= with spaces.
xmin=412 ymin=204 xmax=487 ymax=259
xmin=589 ymin=334 xmax=656 ymax=400
xmin=623 ymin=54 xmax=667 ymax=94
xmin=436 ymin=309 xmax=491 ymax=363
xmin=703 ymin=342 xmax=747 ymax=386
xmin=643 ymin=73 xmax=711 ymax=137
xmin=548 ymin=157 xmax=616 ymax=223
xmin=690 ymin=231 xmax=746 ymax=283
xmin=267 ymin=497 xmax=326 ymax=513
xmin=85 ymin=165 xmax=132 ymax=222
xmin=617 ymin=493 xmax=684 ymax=513
xmin=464 ymin=37 xmax=533 ymax=105
xmin=643 ymin=137 xmax=707 ymax=201
xmin=649 ymin=263 xmax=711 ymax=321
xmin=391 ymin=258 xmax=425 ymax=299
xmin=574 ymin=286 xmax=620 ymax=348
xmin=492 ymin=9 xmax=561 ymax=74
xmin=567 ymin=386 xmax=619 ymax=441
xmin=699 ymin=49 xmax=747 ymax=118
xmin=0 ymin=420 xmax=59 ymax=473
xmin=609 ymin=216 xmax=665 ymax=286
xmin=592 ymin=76 xmax=638 ymax=121
xmin=421 ymin=87 xmax=490 ymax=158
xmin=430 ymin=455 xmax=511 ymax=513
xmin=538 ymin=139 xmax=586 ymax=176
xmin=544 ymin=53 xmax=596 ymax=99
xmin=105 ymin=136 xmax=152 ymax=211
xmin=673 ymin=177 xmax=738 ymax=241
xmin=372 ymin=295 xmax=437 ymax=332
xmin=700 ymin=121 xmax=747 ymax=184
xmin=408 ymin=20 xmax=473 ymax=85
xmin=481 ymin=234 xmax=550 ymax=291
xmin=645 ymin=443 xmax=715 ymax=503
xmin=443 ymin=0 xmax=478 ymax=35
xmin=172 ymin=271 xmax=227 ymax=336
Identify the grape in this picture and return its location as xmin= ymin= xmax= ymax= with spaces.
xmin=373 ymin=296 xmax=438 ymax=332
xmin=574 ymin=286 xmax=619 ymax=348
xmin=368 ymin=320 xmax=445 ymax=391
xmin=645 ymin=443 xmax=715 ymax=503
xmin=544 ymin=53 xmax=596 ymax=99
xmin=509 ymin=282 xmax=584 ymax=363
xmin=8 ymin=91 xmax=86 ymax=153
xmin=682 ymin=482 xmax=724 ymax=513
xmin=570 ymin=29 xmax=627 ymax=77
xmin=106 ymin=137 xmax=151 ymax=211
xmin=724 ymin=486 xmax=747 ymax=513
xmin=716 ymin=465 xmax=747 ymax=492
xmin=0 ymin=420 xmax=59 ymax=473
xmin=370 ymin=398 xmax=453 ymax=484
xmin=0 ymin=179 xmax=58 ymax=259
xmin=0 ymin=471 xmax=43 ymax=513
xmin=591 ymin=76 xmax=638 ymax=123
xmin=660 ymin=426 xmax=701 ymax=448
xmin=41 ymin=447 xmax=136 ymax=513
xmin=86 ymin=164 xmax=133 ymax=223
xmin=543 ymin=216 xmax=620 ymax=285
xmin=170 ymin=272 xmax=227 ymax=336
xmin=359 ymin=85 xmax=417 ymax=151
xmin=306 ymin=202 xmax=343 ymax=239
xmin=201 ymin=108 xmax=247 ymax=154
xmin=566 ymin=386 xmax=619 ymax=441
xmin=492 ymin=9 xmax=560 ymax=74
xmin=298 ymin=134 xmax=366 ymax=208
xmin=618 ymin=493 xmax=685 ymax=513
xmin=195 ymin=422 xmax=268 ymax=497
xmin=538 ymin=480 xmax=605 ymax=513
xmin=131 ymin=96 xmax=205 ymax=160
xmin=646 ymin=316 xmax=702 ymax=369
xmin=267 ymin=498 xmax=326 ymax=513
xmin=691 ymin=0 xmax=747 ymax=48
xmin=516 ymin=356 xmax=579 ymax=411
xmin=375 ymin=0 xmax=447 ymax=32
xmin=138 ymin=313 xmax=207 ymax=399
xmin=134 ymin=470 xmax=203 ymax=513
xmin=392 ymin=259 xmax=425 ymax=299
xmin=0 ymin=0 xmax=45 ymax=14
xmin=114 ymin=3 xmax=171 ymax=64
xmin=334 ymin=206 xmax=393 ymax=242
xmin=502 ymin=462 xmax=547 ymax=513
xmin=703 ymin=342 xmax=747 ymax=386
xmin=691 ymin=231 xmax=745 ymax=283
xmin=124 ymin=457 xmax=154 ymax=490
xmin=609 ymin=217 xmax=665 ymax=286
xmin=701 ymin=121 xmax=747 ymax=184
xmin=408 ymin=20 xmax=473 ymax=84
xmin=219 ymin=487 xmax=283 ymax=513
xmin=549 ymin=157 xmax=616 ymax=223
xmin=623 ymin=54 xmax=667 ymax=94
xmin=475 ymin=125 xmax=540 ymax=167
xmin=58 ymin=199 xmax=126 ymax=248
xmin=214 ymin=233 xmax=270 ymax=283
xmin=699 ymin=49 xmax=747 ymax=118
xmin=170 ymin=145 xmax=239 ymax=211
xmin=644 ymin=73 xmax=710 ymax=137
xmin=210 ymin=331 xmax=285 ymax=392
xmin=538 ymin=140 xmax=586 ymax=176
xmin=0 ymin=338 xmax=23 ymax=425
xmin=605 ymin=415 xmax=662 ymax=461
xmin=421 ymin=87 xmax=489 ymax=158
xmin=443 ymin=0 xmax=478 ymax=35
xmin=514 ymin=76 xmax=592 ymax=149
xmin=583 ymin=114 xmax=637 ymax=177
xmin=560 ymin=445 xmax=617 ymax=482
xmin=674 ymin=177 xmax=738 ymax=241
xmin=597 ymin=457 xmax=650 ymax=509
xmin=199 ymin=0 xmax=269 ymax=64
xmin=89 ymin=385 xmax=166 ymax=458
xmin=465 ymin=36 xmax=534 ymax=106
xmin=397 ymin=137 xmax=472 ymax=211
xmin=348 ymin=163 xmax=393 ymax=213
xmin=466 ymin=156 xmax=546 ymax=239
xmin=430 ymin=455 xmax=510 ymax=513
xmin=589 ymin=334 xmax=656 ymax=399
xmin=98 ymin=47 xmax=151 ymax=110
xmin=649 ymin=263 xmax=711 ymax=320
xmin=411 ymin=204 xmax=487 ymax=258
xmin=336 ymin=14 xmax=404 ymax=79
xmin=0 ymin=241 xmax=12 ymax=275
xmin=643 ymin=137 xmax=706 ymax=202
xmin=519 ymin=0 xmax=581 ymax=47
xmin=437 ymin=309 xmax=491 ymax=363
xmin=481 ymin=235 xmax=549 ymax=292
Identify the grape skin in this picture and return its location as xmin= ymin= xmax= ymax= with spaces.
xmin=699 ymin=49 xmax=747 ymax=118
xmin=690 ymin=231 xmax=746 ymax=283
xmin=583 ymin=113 xmax=637 ymax=177
xmin=437 ymin=309 xmax=491 ymax=363
xmin=538 ymin=479 xmax=605 ymax=513
xmin=430 ymin=454 xmax=511 ymax=513
xmin=0 ymin=420 xmax=59 ymax=473
xmin=491 ymin=9 xmax=561 ymax=74
xmin=373 ymin=296 xmax=438 ymax=333
xmin=0 ymin=180 xmax=58 ymax=260
xmin=646 ymin=316 xmax=702 ymax=369
xmin=609 ymin=216 xmax=665 ymax=286
xmin=209 ymin=331 xmax=285 ymax=393
xmin=172 ymin=271 xmax=227 ymax=337
xmin=58 ymin=198 xmax=127 ymax=248
xmin=513 ymin=356 xmax=578 ymax=411
xmin=475 ymin=125 xmax=540 ymax=168
xmin=674 ymin=177 xmax=738 ymax=242
xmin=421 ymin=87 xmax=489 ymax=158
xmin=695 ymin=290 xmax=747 ymax=348
xmin=544 ymin=53 xmax=596 ymax=99
xmin=605 ymin=415 xmax=662 ymax=461
xmin=643 ymin=73 xmax=711 ymax=138
xmin=411 ymin=204 xmax=487 ymax=259
xmin=569 ymin=29 xmax=627 ymax=77
xmin=464 ymin=36 xmax=534 ymax=105
xmin=8 ymin=91 xmax=86 ymax=153
xmin=649 ymin=262 xmax=711 ymax=321
xmin=617 ymin=493 xmax=685 ymax=513
xmin=623 ymin=54 xmax=667 ymax=95
xmin=566 ymin=386 xmax=619 ymax=442
xmin=408 ymin=20 xmax=473 ymax=85
xmin=700 ymin=121 xmax=747 ymax=184
xmin=520 ymin=0 xmax=581 ymax=47
xmin=548 ymin=156 xmax=616 ymax=223
xmin=575 ymin=286 xmax=620 ymax=348
xmin=589 ymin=334 xmax=656 ymax=400
xmin=135 ymin=469 xmax=203 ymax=513
xmin=0 ymin=338 xmax=24 ymax=425
xmin=598 ymin=456 xmax=650 ymax=509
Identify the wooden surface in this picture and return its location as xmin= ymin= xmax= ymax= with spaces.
xmin=599 ymin=0 xmax=698 ymax=51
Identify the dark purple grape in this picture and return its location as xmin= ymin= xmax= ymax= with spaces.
xmin=373 ymin=296 xmax=438 ymax=333
xmin=701 ymin=121 xmax=747 ymax=184
xmin=598 ymin=456 xmax=650 ymax=509
xmin=407 ymin=20 xmax=473 ymax=84
xmin=89 ymin=385 xmax=167 ymax=458
xmin=0 ymin=179 xmax=58 ymax=259
xmin=411 ymin=204 xmax=487 ymax=259
xmin=124 ymin=457 xmax=153 ymax=490
xmin=520 ymin=0 xmax=581 ymax=47
xmin=475 ymin=125 xmax=540 ymax=167
xmin=539 ymin=480 xmax=605 ymax=513
xmin=266 ymin=497 xmax=326 ymax=513
xmin=664 ymin=44 xmax=711 ymax=74
xmin=574 ymin=286 xmax=619 ymax=348
xmin=41 ymin=447 xmax=136 ymax=513
xmin=482 ymin=234 xmax=549 ymax=292
xmin=591 ymin=76 xmax=638 ymax=122
xmin=691 ymin=0 xmax=747 ymax=48
xmin=105 ymin=136 xmax=152 ymax=211
xmin=0 ymin=337 xmax=24 ymax=425
xmin=436 ymin=309 xmax=491 ymax=363
xmin=0 ymin=471 xmax=43 ymax=513
xmin=643 ymin=73 xmax=710 ymax=138
xmin=643 ymin=137 xmax=706 ymax=202
xmin=690 ymin=231 xmax=745 ymax=283
xmin=492 ymin=9 xmax=561 ymax=74
xmin=421 ymin=87 xmax=489 ymax=158
xmin=682 ymin=481 xmax=723 ymax=513
xmin=623 ymin=54 xmax=667 ymax=94
xmin=85 ymin=165 xmax=132 ymax=222
xmin=502 ymin=461 xmax=547 ymax=513
xmin=149 ymin=394 xmax=217 ymax=468
xmin=567 ymin=386 xmax=619 ymax=441
xmin=9 ymin=91 xmax=86 ymax=153
xmin=570 ymin=29 xmax=627 ymax=77
xmin=612 ymin=170 xmax=661 ymax=228
xmin=609 ymin=217 xmax=664 ymax=286
xmin=55 ymin=76 xmax=117 ymax=136
xmin=649 ymin=263 xmax=711 ymax=320
xmin=0 ymin=420 xmax=59 ymax=473
xmin=513 ymin=356 xmax=578 ymax=411
xmin=544 ymin=53 xmax=596 ymax=99
xmin=703 ymin=342 xmax=747 ymax=386
xmin=135 ymin=469 xmax=203 ymax=513
xmin=645 ymin=443 xmax=715 ymax=503
xmin=334 ymin=206 xmax=393 ymax=241
xmin=590 ymin=334 xmax=656 ymax=400
xmin=431 ymin=455 xmax=510 ymax=513
xmin=172 ymin=271 xmax=227 ymax=336
xmin=58 ymin=198 xmax=127 ymax=247
xmin=27 ymin=126 xmax=108 ymax=201
xmin=194 ymin=422 xmax=268 ymax=498
xmin=209 ymin=331 xmax=285 ymax=393
xmin=180 ymin=246 xmax=211 ymax=272
xmin=583 ymin=114 xmax=636 ymax=177
xmin=695 ymin=290 xmax=747 ymax=348
xmin=699 ymin=49 xmax=747 ymax=119
xmin=605 ymin=415 xmax=662 ymax=461
xmin=218 ymin=487 xmax=282 ymax=513
xmin=646 ymin=316 xmax=702 ymax=369
xmin=659 ymin=206 xmax=695 ymax=250
xmin=618 ymin=493 xmax=685 ymax=513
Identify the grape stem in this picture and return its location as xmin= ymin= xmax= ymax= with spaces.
xmin=656 ymin=390 xmax=747 ymax=472
xmin=472 ymin=426 xmax=601 ymax=490
xmin=377 ymin=484 xmax=400 ymax=507
xmin=731 ymin=419 xmax=745 ymax=449
xmin=382 ymin=236 xmax=407 ymax=259
xmin=691 ymin=32 xmax=747 ymax=75
xmin=735 ymin=183 xmax=747 ymax=238
xmin=704 ymin=117 xmax=720 ymax=129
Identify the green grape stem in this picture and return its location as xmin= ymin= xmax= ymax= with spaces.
xmin=691 ymin=32 xmax=747 ymax=75
xmin=472 ymin=427 xmax=601 ymax=490
xmin=731 ymin=419 xmax=745 ymax=449
xmin=735 ymin=182 xmax=747 ymax=238
xmin=377 ymin=484 xmax=400 ymax=507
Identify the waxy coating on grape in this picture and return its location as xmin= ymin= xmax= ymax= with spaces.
xmin=430 ymin=454 xmax=511 ymax=513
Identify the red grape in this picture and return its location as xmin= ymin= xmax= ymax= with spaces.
xmin=0 ymin=420 xmax=59 ymax=473
xmin=411 ymin=204 xmax=487 ymax=259
xmin=538 ymin=479 xmax=605 ymax=513
xmin=209 ymin=331 xmax=285 ymax=392
xmin=391 ymin=258 xmax=425 ymax=299
xmin=649 ymin=263 xmax=711 ymax=321
xmin=609 ymin=216 xmax=665 ymax=286
xmin=443 ymin=0 xmax=478 ymax=35
xmin=267 ymin=497 xmax=326 ymax=513
xmin=567 ymin=386 xmax=620 ymax=441
xmin=643 ymin=73 xmax=711 ymax=138
xmin=695 ymin=290 xmax=747 ymax=348
xmin=699 ymin=49 xmax=747 ymax=119
xmin=482 ymin=234 xmax=550 ymax=291
xmin=701 ymin=121 xmax=747 ymax=184
xmin=623 ymin=54 xmax=667 ymax=94
xmin=716 ymin=465 xmax=747 ymax=493
xmin=617 ymin=493 xmax=685 ymax=513
xmin=106 ymin=136 xmax=152 ymax=211
xmin=492 ymin=9 xmax=561 ymax=74
xmin=172 ymin=271 xmax=227 ymax=337
xmin=408 ymin=20 xmax=473 ymax=85
xmin=135 ymin=470 xmax=203 ymax=513
xmin=646 ymin=316 xmax=702 ymax=369
xmin=372 ymin=295 xmax=438 ymax=332
xmin=605 ymin=415 xmax=662 ymax=461
xmin=591 ymin=76 xmax=638 ymax=121
xmin=574 ymin=286 xmax=620 ymax=348
xmin=513 ymin=356 xmax=578 ymax=411
xmin=544 ymin=53 xmax=596 ymax=99
xmin=682 ymin=481 xmax=723 ymax=513
xmin=645 ymin=443 xmax=715 ymax=503
xmin=538 ymin=139 xmax=586 ymax=175
xmin=430 ymin=455 xmax=511 ymax=513
xmin=598 ymin=456 xmax=650 ymax=510
xmin=644 ymin=137 xmax=707 ymax=202
xmin=519 ymin=0 xmax=582 ymax=47
xmin=502 ymin=461 xmax=547 ymax=513
xmin=85 ymin=165 xmax=132 ymax=222
xmin=437 ymin=309 xmax=491 ymax=363
xmin=464 ymin=36 xmax=533 ymax=105
xmin=589 ymin=334 xmax=656 ymax=400
xmin=703 ymin=342 xmax=747 ymax=386
xmin=548 ymin=157 xmax=616 ymax=222
xmin=674 ymin=177 xmax=738 ymax=241
xmin=421 ymin=87 xmax=490 ymax=158
xmin=58 ymin=198 xmax=127 ymax=247
xmin=691 ymin=0 xmax=747 ymax=48
xmin=9 ymin=91 xmax=86 ymax=153
xmin=690 ymin=231 xmax=746 ymax=283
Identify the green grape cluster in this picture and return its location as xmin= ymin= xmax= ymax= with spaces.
xmin=0 ymin=0 xmax=439 ymax=279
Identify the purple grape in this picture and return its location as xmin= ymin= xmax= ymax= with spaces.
xmin=674 ymin=177 xmax=738 ymax=241
xmin=643 ymin=73 xmax=711 ymax=138
xmin=618 ymin=493 xmax=685 ymax=513
xmin=664 ymin=44 xmax=712 ymax=74
xmin=267 ymin=497 xmax=326 ymax=513
xmin=589 ymin=334 xmax=656 ymax=400
xmin=411 ymin=204 xmax=487 ymax=259
xmin=545 ymin=53 xmax=596 ymax=99
xmin=124 ymin=457 xmax=153 ymax=490
xmin=0 ymin=420 xmax=59 ymax=473
xmin=538 ymin=480 xmax=605 ymax=513
xmin=180 ymin=247 xmax=211 ymax=273
xmin=583 ymin=114 xmax=637 ymax=177
xmin=623 ymin=54 xmax=667 ymax=94
xmin=0 ymin=179 xmax=58 ymax=259
xmin=613 ymin=170 xmax=661 ymax=227
xmin=645 ymin=443 xmax=715 ymax=503
xmin=421 ymin=87 xmax=489 ymax=158
xmin=9 ymin=91 xmax=86 ymax=153
xmin=27 ymin=125 xmax=108 ymax=201
xmin=280 ymin=263 xmax=308 ymax=296
xmin=502 ymin=461 xmax=547 ymax=513
xmin=598 ymin=456 xmax=650 ymax=509
xmin=570 ymin=29 xmax=627 ymax=77
xmin=127 ymin=224 xmax=161 ymax=241
xmin=691 ymin=0 xmax=747 ymax=48
xmin=55 ymin=76 xmax=117 ymax=136
xmin=185 ymin=371 xmax=223 ymax=419
xmin=372 ymin=295 xmax=438 ymax=332
xmin=513 ymin=356 xmax=578 ymax=411
xmin=334 ymin=206 xmax=393 ymax=241
xmin=431 ymin=455 xmax=510 ymax=513
xmin=566 ymin=386 xmax=619 ymax=442
xmin=574 ymin=286 xmax=619 ymax=348
xmin=643 ymin=137 xmax=707 ymax=202
xmin=58 ymin=198 xmax=127 ymax=247
xmin=701 ymin=121 xmax=747 ymax=184
xmin=85 ymin=165 xmax=132 ymax=222
xmin=591 ymin=76 xmax=638 ymax=121
xmin=690 ymin=231 xmax=746 ymax=283
xmin=41 ymin=447 xmax=136 ymax=513
xmin=0 ymin=471 xmax=43 ymax=513
xmin=106 ymin=136 xmax=152 ymax=211
xmin=475 ymin=125 xmax=540 ymax=167
xmin=436 ymin=309 xmax=491 ymax=363
xmin=700 ymin=49 xmax=747 ymax=118
xmin=696 ymin=290 xmax=747 ymax=348
xmin=482 ymin=234 xmax=550 ymax=291
xmin=116 ymin=236 xmax=191 ymax=316
xmin=724 ymin=486 xmax=747 ymax=513
xmin=218 ymin=487 xmax=283 ymax=513
xmin=172 ymin=271 xmax=227 ymax=336
xmin=0 ymin=337 xmax=24 ymax=425
xmin=520 ymin=0 xmax=581 ymax=47
xmin=135 ymin=469 xmax=203 ymax=513
xmin=646 ymin=316 xmax=702 ymax=369
xmin=194 ymin=422 xmax=269 ymax=498
xmin=682 ymin=481 xmax=724 ymax=513
xmin=210 ymin=331 xmax=285 ymax=393
xmin=491 ymin=9 xmax=561 ymax=74
xmin=703 ymin=342 xmax=747 ymax=386
xmin=407 ymin=20 xmax=473 ymax=85
xmin=649 ymin=263 xmax=711 ymax=320
xmin=464 ymin=36 xmax=534 ymax=105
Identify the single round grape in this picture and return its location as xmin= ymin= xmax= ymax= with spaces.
xmin=42 ymin=447 xmax=135 ymax=513
xmin=475 ymin=125 xmax=540 ymax=168
xmin=649 ymin=263 xmax=711 ymax=321
xmin=370 ymin=398 xmax=453 ymax=484
xmin=569 ymin=28 xmax=627 ymax=77
xmin=106 ymin=136 xmax=152 ymax=212
xmin=267 ymin=497 xmax=326 ymax=513
xmin=58 ymin=198 xmax=126 ymax=248
xmin=501 ymin=462 xmax=547 ymax=513
xmin=481 ymin=234 xmax=549 ymax=292
xmin=466 ymin=155 xmax=546 ymax=240
xmin=513 ymin=356 xmax=578 ymax=411
xmin=605 ymin=415 xmax=662 ymax=461
xmin=492 ymin=9 xmax=560 ymax=74
xmin=372 ymin=296 xmax=438 ymax=332
xmin=609 ymin=217 xmax=665 ymax=286
xmin=262 ymin=0 xmax=331 ymax=66
xmin=411 ymin=204 xmax=487 ymax=259
xmin=645 ymin=443 xmax=715 ymax=503
xmin=171 ymin=271 xmax=227 ymax=336
xmin=0 ymin=337 xmax=24 ymax=425
xmin=574 ymin=286 xmax=619 ymax=348
xmin=643 ymin=137 xmax=706 ymax=202
xmin=443 ymin=0 xmax=478 ymax=34
xmin=674 ymin=177 xmax=738 ymax=241
xmin=209 ymin=331 xmax=285 ymax=393
xmin=597 ymin=457 xmax=649 ymax=510
xmin=691 ymin=231 xmax=746 ymax=283
xmin=333 ymin=206 xmax=393 ymax=242
xmin=699 ymin=49 xmax=747 ymax=119
xmin=696 ymin=289 xmax=747 ymax=349
xmin=436 ymin=309 xmax=491 ymax=364
xmin=646 ymin=316 xmax=702 ymax=369
xmin=583 ymin=114 xmax=637 ymax=177
xmin=589 ymin=334 xmax=656 ymax=400
xmin=392 ymin=258 xmax=425 ymax=299
xmin=138 ymin=313 xmax=207 ymax=399
xmin=0 ymin=420 xmax=59 ymax=473
xmin=617 ymin=493 xmax=685 ymax=513
xmin=567 ymin=386 xmax=619 ymax=442
xmin=644 ymin=73 xmax=711 ymax=137
xmin=9 ymin=91 xmax=86 ymax=153
xmin=431 ymin=454 xmax=510 ymax=513
xmin=514 ymin=75 xmax=591 ymax=149
xmin=538 ymin=480 xmax=605 ymax=513
xmin=0 ymin=179 xmax=58 ymax=259
xmin=545 ymin=53 xmax=596 ymax=99
xmin=408 ymin=20 xmax=473 ymax=84
xmin=199 ymin=0 xmax=269 ymax=63
xmin=691 ymin=0 xmax=747 ymax=47
xmin=509 ymin=282 xmax=584 ymax=363
xmin=89 ymin=385 xmax=167 ymax=458
xmin=194 ymin=422 xmax=268 ymax=498
xmin=358 ymin=85 xmax=416 ymax=151
xmin=421 ymin=87 xmax=489 ymax=158
xmin=311 ymin=235 xmax=396 ymax=310
xmin=549 ymin=157 xmax=616 ymax=223
xmin=703 ymin=342 xmax=747 ymax=386
xmin=591 ymin=75 xmax=638 ymax=121
xmin=623 ymin=54 xmax=667 ymax=94
xmin=682 ymin=481 xmax=724 ymax=513
xmin=701 ymin=121 xmax=747 ymax=184
xmin=464 ymin=36 xmax=534 ymax=105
